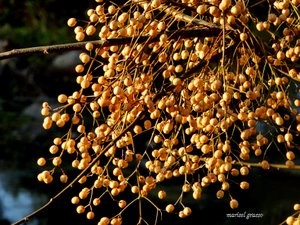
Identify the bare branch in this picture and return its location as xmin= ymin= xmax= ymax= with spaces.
xmin=0 ymin=38 xmax=137 ymax=60
xmin=0 ymin=27 xmax=220 ymax=60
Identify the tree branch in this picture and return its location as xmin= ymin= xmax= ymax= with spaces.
xmin=0 ymin=27 xmax=220 ymax=60
xmin=0 ymin=38 xmax=137 ymax=60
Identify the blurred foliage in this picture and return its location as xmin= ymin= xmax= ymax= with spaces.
xmin=0 ymin=0 xmax=90 ymax=169
xmin=0 ymin=0 xmax=93 ymax=96
xmin=0 ymin=0 xmax=93 ymax=47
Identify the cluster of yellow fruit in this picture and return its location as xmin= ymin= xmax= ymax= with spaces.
xmin=37 ymin=0 xmax=300 ymax=224
xmin=286 ymin=204 xmax=300 ymax=225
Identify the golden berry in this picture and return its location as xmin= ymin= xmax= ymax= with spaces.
xmin=158 ymin=190 xmax=167 ymax=199
xmin=166 ymin=204 xmax=175 ymax=213
xmin=216 ymin=190 xmax=224 ymax=199
xmin=93 ymin=198 xmax=101 ymax=206
xmin=261 ymin=160 xmax=270 ymax=170
xmin=240 ymin=33 xmax=248 ymax=41
xmin=240 ymin=181 xmax=250 ymax=190
xmin=76 ymin=205 xmax=85 ymax=214
xmin=230 ymin=199 xmax=239 ymax=209
xmin=67 ymin=18 xmax=77 ymax=27
xmin=294 ymin=204 xmax=300 ymax=211
xmin=98 ymin=217 xmax=110 ymax=225
xmin=118 ymin=200 xmax=127 ymax=208
xmin=87 ymin=211 xmax=95 ymax=220
xmin=183 ymin=207 xmax=192 ymax=216
xmin=71 ymin=196 xmax=80 ymax=204
xmin=52 ymin=157 xmax=62 ymax=166
xmin=75 ymin=32 xmax=85 ymax=41
xmin=37 ymin=157 xmax=46 ymax=166
xmin=60 ymin=174 xmax=68 ymax=183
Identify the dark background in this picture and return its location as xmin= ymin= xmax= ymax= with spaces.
xmin=0 ymin=1 xmax=299 ymax=225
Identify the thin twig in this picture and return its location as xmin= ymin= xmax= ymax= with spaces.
xmin=234 ymin=161 xmax=300 ymax=170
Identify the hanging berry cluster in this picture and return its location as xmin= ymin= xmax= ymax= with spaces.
xmin=38 ymin=0 xmax=300 ymax=224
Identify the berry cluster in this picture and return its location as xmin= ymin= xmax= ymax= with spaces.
xmin=37 ymin=0 xmax=300 ymax=224
xmin=286 ymin=204 xmax=300 ymax=225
